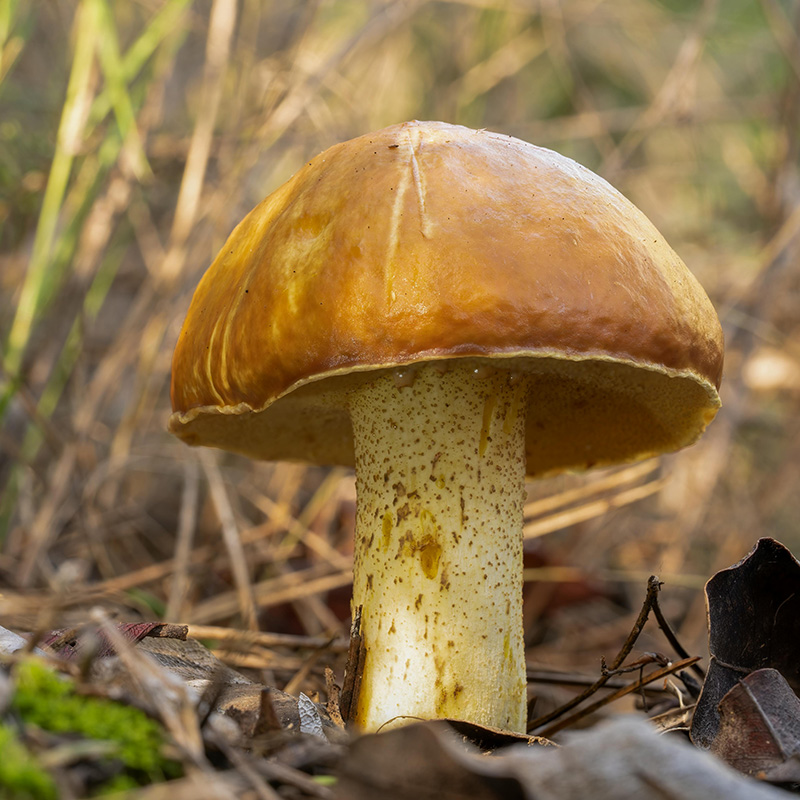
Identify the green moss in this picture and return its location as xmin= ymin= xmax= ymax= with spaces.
xmin=10 ymin=659 xmax=182 ymax=785
xmin=92 ymin=773 xmax=141 ymax=795
xmin=0 ymin=724 xmax=57 ymax=800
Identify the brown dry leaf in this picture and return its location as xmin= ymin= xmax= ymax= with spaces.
xmin=335 ymin=720 xmax=531 ymax=800
xmin=444 ymin=719 xmax=553 ymax=751
xmin=335 ymin=718 xmax=786 ymax=800
xmin=93 ymin=627 xmax=345 ymax=745
xmin=43 ymin=621 xmax=187 ymax=660
xmin=710 ymin=668 xmax=800 ymax=780
xmin=27 ymin=618 xmax=346 ymax=751
xmin=692 ymin=538 xmax=800 ymax=749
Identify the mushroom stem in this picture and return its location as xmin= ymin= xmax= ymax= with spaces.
xmin=348 ymin=362 xmax=529 ymax=732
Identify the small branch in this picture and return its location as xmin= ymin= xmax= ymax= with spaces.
xmin=528 ymin=575 xmax=704 ymax=733
xmin=601 ymin=651 xmax=670 ymax=677
xmin=536 ymin=656 xmax=701 ymax=738
xmin=527 ymin=575 xmax=662 ymax=732
xmin=650 ymin=586 xmax=706 ymax=680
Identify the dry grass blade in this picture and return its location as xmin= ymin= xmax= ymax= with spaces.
xmin=185 ymin=624 xmax=347 ymax=651
xmin=601 ymin=0 xmax=719 ymax=177
xmin=212 ymin=742 xmax=282 ymax=800
xmin=240 ymin=471 xmax=353 ymax=572
xmin=107 ymin=771 xmax=243 ymax=800
xmin=760 ymin=0 xmax=800 ymax=83
xmin=457 ymin=26 xmax=546 ymax=106
xmin=281 ymin=648 xmax=326 ymax=697
xmin=18 ymin=444 xmax=79 ymax=587
xmin=200 ymin=450 xmax=258 ymax=631
xmin=188 ymin=566 xmax=353 ymax=626
xmin=160 ymin=0 xmax=237 ymax=284
xmin=166 ymin=455 xmax=201 ymax=621
xmin=524 ymin=460 xmax=659 ymax=519
xmin=522 ymin=566 xmax=708 ymax=590
xmin=524 ymin=475 xmax=666 ymax=540
xmin=251 ymin=761 xmax=334 ymax=800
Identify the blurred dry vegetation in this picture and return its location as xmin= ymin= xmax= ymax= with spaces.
xmin=1 ymin=0 xmax=800 ymax=719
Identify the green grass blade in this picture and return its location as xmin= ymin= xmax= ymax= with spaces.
xmin=92 ymin=0 xmax=151 ymax=180
xmin=1 ymin=0 xmax=99 ymax=393
xmin=0 ymin=0 xmax=26 ymax=87
xmin=0 ymin=0 xmax=190 ymax=416
xmin=87 ymin=0 xmax=194 ymax=131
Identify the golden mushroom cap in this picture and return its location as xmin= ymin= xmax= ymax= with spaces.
xmin=169 ymin=120 xmax=723 ymax=477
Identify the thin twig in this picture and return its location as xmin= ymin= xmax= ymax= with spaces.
xmin=188 ymin=567 xmax=352 ymax=625
xmin=281 ymin=646 xmax=326 ymax=697
xmin=527 ymin=574 xmax=663 ymax=732
xmin=535 ymin=656 xmax=701 ymax=738
xmin=527 ymin=667 xmax=669 ymax=693
xmin=651 ymin=585 xmax=706 ymax=680
xmin=526 ymin=575 xmax=703 ymax=733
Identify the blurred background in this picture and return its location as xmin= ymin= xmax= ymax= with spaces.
xmin=1 ymin=0 xmax=799 ymax=712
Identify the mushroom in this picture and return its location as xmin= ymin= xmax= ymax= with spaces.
xmin=169 ymin=121 xmax=723 ymax=734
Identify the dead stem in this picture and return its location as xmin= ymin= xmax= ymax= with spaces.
xmin=535 ymin=656 xmax=701 ymax=738
xmin=528 ymin=576 xmax=700 ymax=734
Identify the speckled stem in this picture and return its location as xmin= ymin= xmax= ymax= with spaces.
xmin=348 ymin=362 xmax=529 ymax=733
